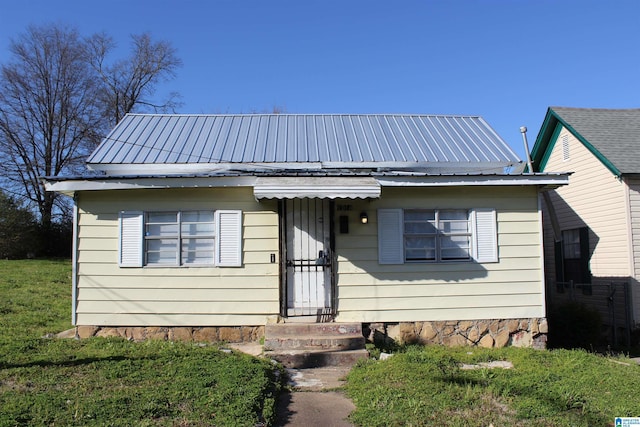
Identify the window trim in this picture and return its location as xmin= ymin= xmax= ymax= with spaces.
xmin=403 ymin=209 xmax=472 ymax=263
xmin=119 ymin=209 xmax=242 ymax=268
xmin=144 ymin=210 xmax=215 ymax=267
xmin=378 ymin=207 xmax=497 ymax=265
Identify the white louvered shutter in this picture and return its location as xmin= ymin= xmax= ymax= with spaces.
xmin=215 ymin=210 xmax=242 ymax=267
xmin=378 ymin=209 xmax=404 ymax=264
xmin=119 ymin=211 xmax=143 ymax=267
xmin=473 ymin=208 xmax=498 ymax=263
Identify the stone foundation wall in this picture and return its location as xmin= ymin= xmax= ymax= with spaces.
xmin=364 ymin=318 xmax=548 ymax=349
xmin=72 ymin=325 xmax=265 ymax=343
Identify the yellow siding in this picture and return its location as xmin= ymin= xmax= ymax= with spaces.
xmin=75 ymin=187 xmax=280 ymax=326
xmin=543 ymin=128 xmax=631 ymax=277
xmin=75 ymin=184 xmax=546 ymax=326
xmin=333 ymin=186 xmax=545 ymax=322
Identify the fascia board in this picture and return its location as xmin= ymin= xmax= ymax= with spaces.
xmin=377 ymin=174 xmax=570 ymax=188
xmin=44 ymin=176 xmax=257 ymax=195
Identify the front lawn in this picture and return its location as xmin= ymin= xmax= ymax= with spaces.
xmin=0 ymin=259 xmax=281 ymax=426
xmin=346 ymin=345 xmax=640 ymax=426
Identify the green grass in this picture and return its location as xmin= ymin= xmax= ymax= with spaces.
xmin=5 ymin=259 xmax=640 ymax=426
xmin=0 ymin=259 xmax=282 ymax=426
xmin=346 ymin=345 xmax=640 ymax=426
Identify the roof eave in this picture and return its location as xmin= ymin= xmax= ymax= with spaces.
xmin=44 ymin=172 xmax=570 ymax=196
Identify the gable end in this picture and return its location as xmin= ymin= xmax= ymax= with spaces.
xmin=532 ymin=108 xmax=622 ymax=177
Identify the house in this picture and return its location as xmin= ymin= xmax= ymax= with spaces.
xmin=44 ymin=113 xmax=567 ymax=348
xmin=531 ymin=107 xmax=640 ymax=346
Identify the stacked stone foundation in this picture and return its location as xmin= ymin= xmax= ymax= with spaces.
xmin=364 ymin=318 xmax=548 ymax=349
xmin=72 ymin=325 xmax=265 ymax=343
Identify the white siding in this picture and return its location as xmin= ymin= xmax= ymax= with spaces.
xmin=333 ymin=186 xmax=545 ymax=322
xmin=75 ymin=187 xmax=279 ymax=326
xmin=543 ymin=128 xmax=631 ymax=278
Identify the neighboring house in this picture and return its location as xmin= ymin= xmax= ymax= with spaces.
xmin=531 ymin=107 xmax=640 ymax=346
xmin=45 ymin=113 xmax=567 ymax=348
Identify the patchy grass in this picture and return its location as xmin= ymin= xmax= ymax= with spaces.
xmin=346 ymin=345 xmax=640 ymax=426
xmin=0 ymin=260 xmax=282 ymax=426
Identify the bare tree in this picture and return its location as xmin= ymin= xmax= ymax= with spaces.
xmin=86 ymin=32 xmax=182 ymax=125
xmin=0 ymin=24 xmax=103 ymax=227
xmin=0 ymin=24 xmax=182 ymax=230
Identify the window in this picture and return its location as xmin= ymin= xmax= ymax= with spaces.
xmin=559 ymin=227 xmax=591 ymax=285
xmin=378 ymin=208 xmax=497 ymax=265
xmin=404 ymin=210 xmax=471 ymax=262
xmin=119 ymin=210 xmax=242 ymax=268
xmin=145 ymin=211 xmax=214 ymax=266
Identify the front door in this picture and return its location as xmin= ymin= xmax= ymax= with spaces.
xmin=285 ymin=199 xmax=332 ymax=317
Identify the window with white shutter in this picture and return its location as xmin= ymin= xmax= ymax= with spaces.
xmin=118 ymin=209 xmax=242 ymax=268
xmin=378 ymin=208 xmax=498 ymax=264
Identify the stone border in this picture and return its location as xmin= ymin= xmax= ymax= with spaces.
xmin=69 ymin=325 xmax=265 ymax=343
xmin=364 ymin=318 xmax=548 ymax=349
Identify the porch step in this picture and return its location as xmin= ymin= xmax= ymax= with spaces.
xmin=264 ymin=322 xmax=369 ymax=368
xmin=265 ymin=349 xmax=369 ymax=369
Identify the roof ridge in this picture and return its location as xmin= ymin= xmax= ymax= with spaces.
xmin=123 ymin=112 xmax=484 ymax=118
xmin=551 ymin=106 xmax=640 ymax=112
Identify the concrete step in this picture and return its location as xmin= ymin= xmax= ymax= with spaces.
xmin=264 ymin=334 xmax=365 ymax=351
xmin=263 ymin=322 xmax=368 ymax=368
xmin=265 ymin=348 xmax=369 ymax=369
xmin=265 ymin=322 xmax=363 ymax=337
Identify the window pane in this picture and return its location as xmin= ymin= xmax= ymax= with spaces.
xmin=147 ymin=239 xmax=178 ymax=251
xmin=146 ymin=212 xmax=179 ymax=237
xmin=146 ymin=223 xmax=179 ymax=236
xmin=146 ymin=238 xmax=178 ymax=264
xmin=441 ymin=235 xmax=470 ymax=259
xmin=441 ymin=247 xmax=470 ymax=259
xmin=405 ymin=237 xmax=435 ymax=261
xmin=440 ymin=210 xmax=468 ymax=220
xmin=404 ymin=210 xmax=435 ymax=221
xmin=440 ymin=219 xmax=469 ymax=234
xmin=181 ymin=222 xmax=214 ymax=235
xmin=404 ymin=221 xmax=437 ymax=234
xmin=562 ymin=229 xmax=581 ymax=259
xmin=405 ymin=248 xmax=436 ymax=261
xmin=182 ymin=211 xmax=214 ymax=222
xmin=147 ymin=212 xmax=178 ymax=223
xmin=182 ymin=239 xmax=214 ymax=264
xmin=440 ymin=210 xmax=469 ymax=233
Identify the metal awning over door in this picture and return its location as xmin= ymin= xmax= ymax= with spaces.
xmin=253 ymin=176 xmax=381 ymax=199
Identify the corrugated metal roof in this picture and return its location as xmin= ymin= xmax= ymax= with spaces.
xmin=87 ymin=114 xmax=520 ymax=172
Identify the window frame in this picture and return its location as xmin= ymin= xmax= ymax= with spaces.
xmin=119 ymin=209 xmax=243 ymax=268
xmin=559 ymin=227 xmax=591 ymax=286
xmin=403 ymin=209 xmax=472 ymax=263
xmin=378 ymin=207 xmax=497 ymax=265
xmin=144 ymin=210 xmax=216 ymax=267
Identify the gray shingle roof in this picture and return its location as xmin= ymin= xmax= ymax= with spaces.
xmin=536 ymin=107 xmax=640 ymax=175
xmin=87 ymin=114 xmax=520 ymax=174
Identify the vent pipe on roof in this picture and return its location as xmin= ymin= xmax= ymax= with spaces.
xmin=520 ymin=126 xmax=534 ymax=174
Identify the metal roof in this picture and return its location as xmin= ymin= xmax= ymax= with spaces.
xmin=532 ymin=107 xmax=640 ymax=175
xmin=88 ymin=114 xmax=521 ymax=174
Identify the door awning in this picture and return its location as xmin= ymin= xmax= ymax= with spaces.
xmin=253 ymin=176 xmax=381 ymax=199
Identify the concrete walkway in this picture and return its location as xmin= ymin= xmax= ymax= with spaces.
xmin=227 ymin=343 xmax=356 ymax=426
xmin=274 ymin=367 xmax=355 ymax=427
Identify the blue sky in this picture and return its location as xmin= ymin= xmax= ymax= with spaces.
xmin=1 ymin=0 xmax=639 ymax=159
